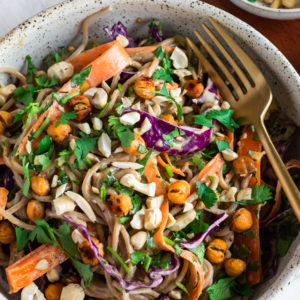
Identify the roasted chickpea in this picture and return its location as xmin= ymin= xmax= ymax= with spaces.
xmin=107 ymin=193 xmax=133 ymax=216
xmin=231 ymin=208 xmax=253 ymax=233
xmin=45 ymin=283 xmax=64 ymax=300
xmin=233 ymin=156 xmax=256 ymax=175
xmin=206 ymin=238 xmax=227 ymax=264
xmin=183 ymin=80 xmax=204 ymax=98
xmin=224 ymin=258 xmax=246 ymax=277
xmin=78 ymin=237 xmax=104 ymax=266
xmin=68 ymin=95 xmax=91 ymax=122
xmin=26 ymin=200 xmax=45 ymax=222
xmin=30 ymin=175 xmax=50 ymax=196
xmin=0 ymin=220 xmax=15 ymax=244
xmin=123 ymin=133 xmax=146 ymax=155
xmin=0 ymin=111 xmax=13 ymax=134
xmin=134 ymin=76 xmax=155 ymax=99
xmin=161 ymin=114 xmax=177 ymax=125
xmin=47 ymin=122 xmax=71 ymax=142
xmin=168 ymin=180 xmax=190 ymax=205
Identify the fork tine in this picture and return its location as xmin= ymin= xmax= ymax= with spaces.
xmin=201 ymin=23 xmax=252 ymax=92
xmin=186 ymin=37 xmax=237 ymax=106
xmin=209 ymin=18 xmax=263 ymax=79
xmin=194 ymin=30 xmax=244 ymax=100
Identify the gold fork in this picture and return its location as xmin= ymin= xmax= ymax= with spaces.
xmin=186 ymin=18 xmax=300 ymax=221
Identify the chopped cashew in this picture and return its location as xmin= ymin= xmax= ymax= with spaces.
xmin=120 ymin=112 xmax=141 ymax=126
xmin=170 ymin=47 xmax=188 ymax=69
xmin=53 ymin=196 xmax=76 ymax=215
xmin=120 ymin=174 xmax=156 ymax=197
xmin=21 ymin=282 xmax=45 ymax=300
xmin=60 ymin=284 xmax=85 ymax=300
xmin=51 ymin=175 xmax=58 ymax=188
xmin=134 ymin=117 xmax=152 ymax=135
xmin=66 ymin=191 xmax=96 ymax=222
xmin=237 ymin=188 xmax=252 ymax=201
xmin=112 ymin=162 xmax=144 ymax=170
xmin=146 ymin=195 xmax=164 ymax=209
xmin=168 ymin=289 xmax=182 ymax=300
xmin=130 ymin=206 xmax=146 ymax=229
xmin=84 ymin=88 xmax=108 ymax=109
xmin=169 ymin=209 xmax=196 ymax=231
xmin=71 ymin=229 xmax=85 ymax=245
xmin=130 ymin=231 xmax=147 ymax=250
xmin=222 ymin=149 xmax=238 ymax=162
xmin=47 ymin=61 xmax=74 ymax=83
xmin=166 ymin=213 xmax=176 ymax=228
xmin=98 ymin=133 xmax=111 ymax=158
xmin=35 ymin=259 xmax=49 ymax=271
xmin=55 ymin=183 xmax=68 ymax=198
xmin=182 ymin=202 xmax=194 ymax=213
xmin=76 ymin=123 xmax=91 ymax=135
xmin=144 ymin=208 xmax=162 ymax=230
xmin=219 ymin=187 xmax=237 ymax=202
xmin=116 ymin=34 xmax=129 ymax=47
xmin=92 ymin=117 xmax=103 ymax=131
xmin=46 ymin=265 xmax=62 ymax=283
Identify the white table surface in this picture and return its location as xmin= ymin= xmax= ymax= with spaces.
xmin=0 ymin=0 xmax=299 ymax=299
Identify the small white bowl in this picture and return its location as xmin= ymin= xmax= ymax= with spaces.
xmin=231 ymin=0 xmax=300 ymax=19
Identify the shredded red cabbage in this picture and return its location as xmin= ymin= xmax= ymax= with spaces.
xmin=123 ymin=108 xmax=212 ymax=155
xmin=180 ymin=212 xmax=228 ymax=249
xmin=120 ymin=71 xmax=136 ymax=83
xmin=64 ymin=216 xmax=180 ymax=290
xmin=149 ymin=21 xmax=164 ymax=42
xmin=4 ymin=168 xmax=14 ymax=191
xmin=193 ymin=78 xmax=222 ymax=107
xmin=103 ymin=22 xmax=135 ymax=48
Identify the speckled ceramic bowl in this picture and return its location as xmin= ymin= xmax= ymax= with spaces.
xmin=0 ymin=0 xmax=299 ymax=299
xmin=231 ymin=0 xmax=300 ymax=20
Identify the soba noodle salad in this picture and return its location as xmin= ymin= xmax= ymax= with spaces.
xmin=0 ymin=6 xmax=299 ymax=300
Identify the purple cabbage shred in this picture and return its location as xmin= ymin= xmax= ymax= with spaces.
xmin=4 ymin=168 xmax=14 ymax=191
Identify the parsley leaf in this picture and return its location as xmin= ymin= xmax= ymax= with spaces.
xmin=196 ymin=181 xmax=218 ymax=208
xmin=35 ymin=135 xmax=51 ymax=155
xmin=74 ymin=132 xmax=97 ymax=166
xmin=131 ymin=251 xmax=147 ymax=265
xmin=22 ymin=156 xmax=30 ymax=196
xmin=71 ymin=66 xmax=92 ymax=87
xmin=207 ymin=277 xmax=236 ymax=300
xmin=35 ymin=75 xmax=58 ymax=87
xmin=55 ymin=111 xmax=77 ymax=127
xmin=190 ymin=243 xmax=205 ymax=266
xmin=206 ymin=109 xmax=239 ymax=132
xmin=13 ymin=85 xmax=35 ymax=105
xmin=162 ymin=128 xmax=185 ymax=147
xmin=25 ymin=55 xmax=37 ymax=83
xmin=216 ymin=140 xmax=230 ymax=152
xmin=153 ymin=46 xmax=173 ymax=82
xmin=194 ymin=115 xmax=213 ymax=128
xmin=15 ymin=227 xmax=29 ymax=251
xmin=236 ymin=184 xmax=272 ymax=206
xmin=154 ymin=45 xmax=164 ymax=59
xmin=189 ymin=155 xmax=205 ymax=170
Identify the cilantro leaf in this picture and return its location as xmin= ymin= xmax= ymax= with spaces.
xmin=206 ymin=109 xmax=239 ymax=132
xmin=236 ymin=184 xmax=272 ymax=206
xmin=22 ymin=157 xmax=30 ymax=196
xmin=35 ymin=75 xmax=58 ymax=87
xmin=131 ymin=251 xmax=147 ymax=265
xmin=151 ymin=252 xmax=172 ymax=269
xmin=207 ymin=277 xmax=236 ymax=300
xmin=71 ymin=66 xmax=92 ymax=87
xmin=194 ymin=115 xmax=213 ymax=128
xmin=196 ymin=181 xmax=218 ymax=208
xmin=216 ymin=140 xmax=230 ymax=152
xmin=137 ymin=148 xmax=153 ymax=173
xmin=162 ymin=128 xmax=185 ymax=147
xmin=15 ymin=227 xmax=29 ymax=251
xmin=74 ymin=132 xmax=97 ymax=166
xmin=25 ymin=55 xmax=37 ymax=83
xmin=189 ymin=155 xmax=205 ymax=170
xmin=13 ymin=102 xmax=39 ymax=129
xmin=190 ymin=243 xmax=205 ymax=266
xmin=71 ymin=258 xmax=93 ymax=287
xmin=55 ymin=111 xmax=77 ymax=127
xmin=36 ymin=154 xmax=52 ymax=170
xmin=14 ymin=85 xmax=35 ymax=105
xmin=35 ymin=135 xmax=51 ymax=155
xmin=154 ymin=45 xmax=164 ymax=59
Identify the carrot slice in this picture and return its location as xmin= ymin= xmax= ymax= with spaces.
xmin=234 ymin=126 xmax=262 ymax=285
xmin=67 ymin=43 xmax=174 ymax=72
xmin=17 ymin=40 xmax=131 ymax=155
xmin=157 ymin=153 xmax=185 ymax=177
xmin=0 ymin=187 xmax=9 ymax=221
xmin=6 ymin=244 xmax=68 ymax=293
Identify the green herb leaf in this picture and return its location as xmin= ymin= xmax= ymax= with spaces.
xmin=189 ymin=155 xmax=205 ymax=170
xmin=37 ymin=154 xmax=52 ymax=170
xmin=14 ymin=86 xmax=35 ymax=105
xmin=165 ymin=164 xmax=174 ymax=178
xmin=56 ymin=111 xmax=77 ymax=127
xmin=194 ymin=115 xmax=213 ymax=128
xmin=162 ymin=127 xmax=185 ymax=147
xmin=236 ymin=184 xmax=272 ymax=206
xmin=35 ymin=135 xmax=51 ymax=155
xmin=13 ymin=102 xmax=40 ymax=129
xmin=216 ymin=140 xmax=230 ymax=152
xmin=196 ymin=181 xmax=218 ymax=208
xmin=206 ymin=109 xmax=239 ymax=132
xmin=136 ymin=148 xmax=153 ymax=173
xmin=131 ymin=251 xmax=147 ymax=265
xmin=71 ymin=258 xmax=93 ymax=287
xmin=15 ymin=227 xmax=29 ymax=251
xmin=71 ymin=66 xmax=92 ymax=87
xmin=25 ymin=55 xmax=37 ymax=83
xmin=119 ymin=216 xmax=131 ymax=224
xmin=74 ymin=132 xmax=97 ymax=166
xmin=151 ymin=252 xmax=172 ymax=269
xmin=35 ymin=75 xmax=58 ymax=87
xmin=154 ymin=46 xmax=164 ymax=59
xmin=190 ymin=243 xmax=205 ymax=267
xmin=207 ymin=277 xmax=236 ymax=300
xmin=137 ymin=144 xmax=147 ymax=154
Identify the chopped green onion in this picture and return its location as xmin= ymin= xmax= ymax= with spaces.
xmin=100 ymin=185 xmax=106 ymax=201
xmin=165 ymin=164 xmax=174 ymax=178
xmin=176 ymin=281 xmax=189 ymax=294
xmin=72 ymin=180 xmax=81 ymax=185
xmin=144 ymin=255 xmax=152 ymax=272
xmin=107 ymin=246 xmax=130 ymax=274
xmin=86 ymin=158 xmax=93 ymax=166
xmin=119 ymin=216 xmax=131 ymax=224
xmin=60 ymin=91 xmax=80 ymax=105
xmin=163 ymin=236 xmax=175 ymax=246
xmin=33 ymin=113 xmax=50 ymax=139
xmin=98 ymin=103 xmax=109 ymax=118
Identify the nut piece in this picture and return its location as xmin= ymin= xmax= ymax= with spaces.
xmin=222 ymin=148 xmax=238 ymax=162
xmin=46 ymin=265 xmax=62 ymax=283
xmin=130 ymin=231 xmax=147 ymax=250
xmin=219 ymin=187 xmax=237 ymax=202
xmin=60 ymin=284 xmax=85 ymax=300
xmin=35 ymin=259 xmax=49 ymax=271
xmin=168 ymin=209 xmax=196 ymax=232
xmin=170 ymin=47 xmax=188 ymax=69
xmin=53 ymin=196 xmax=76 ymax=216
xmin=120 ymin=112 xmax=141 ymax=126
xmin=146 ymin=195 xmax=164 ymax=209
xmin=144 ymin=208 xmax=162 ymax=230
xmin=206 ymin=238 xmax=227 ymax=264
xmin=47 ymin=61 xmax=74 ymax=83
xmin=236 ymin=188 xmax=252 ymax=201
xmin=120 ymin=174 xmax=156 ymax=197
xmin=130 ymin=207 xmax=146 ymax=230
xmin=84 ymin=87 xmax=108 ymax=109
xmin=21 ymin=282 xmax=45 ymax=300
xmin=98 ymin=133 xmax=111 ymax=158
xmin=168 ymin=289 xmax=182 ymax=300
xmin=224 ymin=258 xmax=246 ymax=277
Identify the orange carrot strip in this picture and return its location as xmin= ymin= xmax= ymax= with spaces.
xmin=234 ymin=126 xmax=262 ymax=285
xmin=157 ymin=153 xmax=185 ymax=177
xmin=6 ymin=244 xmax=68 ymax=293
xmin=17 ymin=40 xmax=131 ymax=155
xmin=0 ymin=187 xmax=9 ymax=221
xmin=67 ymin=42 xmax=174 ymax=72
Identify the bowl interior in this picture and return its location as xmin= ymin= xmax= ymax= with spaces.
xmin=0 ymin=0 xmax=299 ymax=298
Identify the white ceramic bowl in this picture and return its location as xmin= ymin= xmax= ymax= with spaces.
xmin=0 ymin=0 xmax=299 ymax=298
xmin=231 ymin=0 xmax=300 ymax=20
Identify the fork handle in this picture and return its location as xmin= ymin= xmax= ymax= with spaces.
xmin=255 ymin=119 xmax=300 ymax=221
